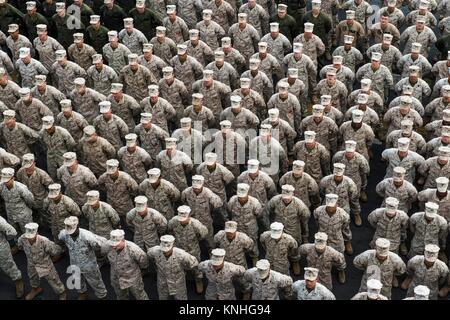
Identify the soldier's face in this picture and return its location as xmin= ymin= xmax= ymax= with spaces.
xmin=102 ymin=111 xmax=112 ymax=120
xmin=416 ymin=22 xmax=424 ymax=31
xmin=305 ymin=279 xmax=316 ymax=290
xmin=442 ymin=135 xmax=450 ymax=144
xmin=326 ymin=75 xmax=335 ymax=83
xmin=393 ymin=178 xmax=403 ymax=186
xmin=277 ymin=10 xmax=286 ymax=18
xmin=38 ymin=32 xmax=47 ymax=40
xmin=225 ymin=231 xmax=236 ymax=240
xmin=10 ymin=31 xmax=19 ymax=39
xmin=125 ymin=25 xmax=133 ymax=33
xmin=304 ymin=31 xmax=312 ymax=40
xmin=215 ymin=58 xmax=224 ymax=67
xmin=248 ymin=0 xmax=256 ymax=8
xmin=371 ymin=60 xmax=380 ymax=69
xmin=5 ymin=118 xmax=15 ymax=128
xmin=380 ymin=16 xmax=388 ymax=26
xmin=21 ymin=56 xmax=31 ymax=64
xmin=27 ymin=8 xmax=37 ymax=15
xmin=168 ymin=12 xmax=176 ymax=21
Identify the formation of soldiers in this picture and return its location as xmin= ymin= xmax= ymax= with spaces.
xmin=0 ymin=0 xmax=450 ymax=301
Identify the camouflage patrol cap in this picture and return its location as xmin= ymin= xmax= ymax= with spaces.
xmin=24 ymin=222 xmax=39 ymax=239
xmin=346 ymin=10 xmax=355 ymax=19
xmin=270 ymin=22 xmax=279 ymax=32
xmin=414 ymin=286 xmax=430 ymax=300
xmin=332 ymin=55 xmax=343 ymax=65
xmin=166 ymin=4 xmax=176 ymax=14
xmin=3 ymin=109 xmax=15 ymax=119
xmin=35 ymin=74 xmax=47 ymax=84
xmin=237 ymin=183 xmax=250 ymax=197
xmin=143 ymin=43 xmax=153 ymax=52
xmin=48 ymin=183 xmax=61 ymax=199
xmin=357 ymin=93 xmax=369 ymax=104
xmin=221 ymin=37 xmax=231 ymax=48
xmin=26 ymin=1 xmax=37 ymax=10
xmin=277 ymin=4 xmax=288 ymax=11
xmin=55 ymin=2 xmax=65 ymax=11
xmin=109 ymin=229 xmax=125 ymax=246
xmin=224 ymin=221 xmax=238 ymax=232
xmin=371 ymin=52 xmax=382 ymax=61
xmin=73 ymin=33 xmax=84 ymax=43
xmin=304 ymin=22 xmax=314 ymax=33
xmin=333 ymin=163 xmax=346 ymax=176
xmin=383 ymin=33 xmax=393 ymax=43
xmin=325 ymin=193 xmax=339 ymax=206
xmin=19 ymin=47 xmax=30 ymax=59
xmin=202 ymin=9 xmax=212 ymax=19
xmin=140 ymin=112 xmax=152 ymax=124
xmin=375 ymin=238 xmax=390 ymax=257
xmin=240 ymin=77 xmax=251 ymax=88
xmin=0 ymin=167 xmax=14 ymax=183
xmin=55 ymin=49 xmax=67 ymax=60
xmin=36 ymin=24 xmax=47 ymax=34
xmin=304 ymin=267 xmax=319 ymax=281
xmin=123 ymin=17 xmax=134 ymax=27
xmin=344 ymin=35 xmax=354 ymax=44
xmin=110 ymin=83 xmax=123 ymax=93
xmin=8 ymin=24 xmax=19 ymax=33
xmin=90 ymin=15 xmax=100 ymax=24
xmin=345 ymin=140 xmax=357 ymax=152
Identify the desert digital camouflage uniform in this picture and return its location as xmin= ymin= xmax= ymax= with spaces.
xmin=313 ymin=205 xmax=352 ymax=254
xmin=196 ymin=20 xmax=226 ymax=51
xmin=43 ymin=194 xmax=80 ymax=245
xmin=344 ymin=105 xmax=380 ymax=130
xmin=93 ymin=114 xmax=129 ymax=151
xmin=368 ymin=208 xmax=409 ymax=253
xmin=183 ymin=105 xmax=216 ymax=132
xmin=107 ymin=94 xmax=140 ymax=131
xmin=431 ymin=60 xmax=450 ymax=80
xmin=376 ymin=178 xmax=418 ymax=213
xmin=220 ymin=106 xmax=260 ymax=135
xmin=279 ymin=170 xmax=319 ymax=208
xmin=158 ymin=77 xmax=190 ymax=122
xmin=260 ymin=230 xmax=299 ymax=275
xmin=0 ymin=148 xmax=20 ymax=170
xmin=252 ymin=53 xmax=283 ymax=83
xmin=16 ymin=166 xmax=53 ymax=223
xmin=57 ymin=164 xmax=98 ymax=207
xmin=405 ymin=10 xmax=437 ymax=28
xmin=211 ymin=130 xmax=247 ymax=177
xmin=139 ymin=54 xmax=167 ymax=81
xmin=354 ymin=249 xmax=406 ymax=299
xmin=300 ymin=116 xmax=338 ymax=152
xmin=406 ymin=255 xmax=449 ymax=300
xmin=85 ymin=24 xmax=109 ymax=54
xmin=425 ymin=96 xmax=450 ymax=121
xmin=147 ymin=245 xmax=199 ymax=300
xmin=86 ymin=64 xmax=119 ymax=96
xmin=418 ymin=189 xmax=450 ymax=222
xmin=98 ymin=171 xmax=139 ymax=216
xmin=243 ymin=268 xmax=293 ymax=299
xmin=366 ymin=44 xmax=402 ymax=72
xmin=0 ymin=217 xmax=21 ymax=281
xmin=395 ymin=78 xmax=431 ymax=101
xmin=355 ymin=63 xmax=393 ymax=102
xmin=397 ymin=54 xmax=432 ymax=78
xmin=14 ymin=97 xmax=52 ymax=131
xmin=0 ymin=50 xmax=13 ymax=74
xmin=425 ymin=120 xmax=449 ymax=139
xmin=388 ymin=95 xmax=424 ymax=116
xmin=170 ymin=55 xmax=203 ymax=93
xmin=267 ymin=93 xmax=302 ymax=132
xmin=336 ymin=20 xmax=365 ymax=47
xmin=248 ymin=136 xmax=288 ymax=182
xmin=184 ymin=40 xmax=214 ymax=66
xmin=409 ymin=212 xmax=448 ymax=257
xmin=205 ymin=60 xmax=239 ymax=89
xmin=55 ymin=111 xmax=89 ymax=143
xmin=31 ymin=85 xmax=66 ymax=116
xmin=378 ymin=7 xmax=405 ymax=28
xmin=418 ymin=157 xmax=450 ymax=189
xmin=293 ymin=141 xmax=331 ymax=183
xmin=239 ymin=3 xmax=269 ymax=36
xmin=40 ymin=126 xmax=76 ymax=179
xmin=214 ymin=230 xmax=254 ymax=268
xmin=17 ymin=234 xmax=65 ymax=295
xmin=299 ymin=242 xmax=347 ymax=290
xmin=431 ymin=79 xmax=450 ymax=100
xmin=282 ymin=53 xmax=316 ymax=99
xmin=332 ymin=46 xmax=363 ymax=73
xmin=79 ymin=136 xmax=116 ymax=177
xmin=319 ymin=175 xmax=360 ymax=216
xmin=138 ymin=178 xmax=180 ymax=220
xmin=223 ymin=47 xmax=247 ymax=73
xmin=227 ymin=195 xmax=263 ymax=257
xmin=315 ymin=79 xmax=348 ymax=112
xmin=240 ymin=70 xmax=273 ymax=102
xmin=237 ymin=170 xmax=276 ymax=208
xmin=381 ymin=148 xmax=425 ymax=183
xmin=162 ymin=16 xmax=189 ymax=44
xmin=82 ymin=201 xmax=120 ymax=239
xmin=50 ymin=61 xmax=87 ymax=96
xmin=117 ymin=146 xmax=152 ymax=184
xmin=339 ymin=121 xmax=375 ymax=160
xmin=400 ymin=25 xmax=437 ymax=56
xmin=0 ymin=122 xmax=39 ymax=158
xmin=199 ymin=259 xmax=246 ymax=300
xmin=177 ymin=0 xmax=203 ymax=29
xmin=293 ymin=281 xmax=336 ymax=300
xmin=140 ymin=96 xmax=176 ymax=133
xmin=168 ymin=216 xmax=208 ymax=266
xmin=0 ymin=79 xmax=20 ymax=109
xmin=261 ymin=117 xmax=296 ymax=154
xmin=103 ymin=240 xmax=149 ymax=300
xmin=156 ymin=149 xmax=193 ymax=191
xmin=149 ymin=37 xmax=177 ymax=65
xmin=118 ymin=29 xmax=148 ymax=55
xmin=207 ymin=0 xmax=236 ymax=33
xmin=33 ymin=36 xmax=64 ymax=71
xmin=58 ymin=228 xmax=108 ymax=298
xmin=68 ymin=43 xmax=96 ymax=71
xmin=196 ymin=161 xmax=234 ymax=203
xmin=293 ymin=34 xmax=324 ymax=67
xmin=1 ymin=181 xmax=34 ymax=235
xmin=14 ymin=58 xmax=48 ymax=89
xmin=386 ymin=130 xmax=426 ymax=155
xmin=276 ymin=78 xmax=306 ymax=113
xmin=126 ymin=207 xmax=167 ymax=251
xmin=134 ymin=123 xmax=169 ymax=162
xmin=70 ymin=88 xmax=106 ymax=124
xmin=228 ymin=23 xmax=260 ymax=62
xmin=332 ymin=150 xmax=370 ymax=192
xmin=192 ymin=79 xmax=231 ymax=124
xmin=181 ymin=186 xmax=223 ymax=246
xmin=368 ymin=22 xmax=400 ymax=45
xmin=120 ymin=64 xmax=157 ymax=102
xmin=260 ymin=33 xmax=292 ymax=63
xmin=102 ymin=43 xmax=132 ymax=75
xmin=6 ymin=35 xmax=33 ymax=63
xmin=319 ymin=65 xmax=355 ymax=94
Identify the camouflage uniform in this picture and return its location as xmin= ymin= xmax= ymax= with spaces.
xmin=170 ymin=55 xmax=203 ymax=93
xmin=1 ymin=181 xmax=34 ymax=235
xmin=55 ymin=111 xmax=89 ymax=143
xmin=102 ymin=43 xmax=132 ymax=75
xmin=82 ymin=201 xmax=120 ymax=239
xmin=103 ymin=241 xmax=149 ymax=300
xmin=155 ymin=150 xmax=193 ymax=191
xmin=214 ymin=230 xmax=254 ymax=268
xmin=196 ymin=20 xmax=226 ymax=51
xmin=204 ymin=61 xmax=239 ymax=90
xmin=149 ymin=37 xmax=177 ymax=64
xmin=139 ymin=54 xmax=167 ymax=81
xmin=118 ymin=29 xmax=148 ymax=55
xmin=0 ymin=80 xmax=20 ymax=109
xmin=293 ymin=141 xmax=331 ymax=183
xmin=267 ymin=93 xmax=302 ymax=131
xmin=107 ymin=94 xmax=140 ymax=131
xmin=293 ymin=281 xmax=336 ymax=300
xmin=260 ymin=231 xmax=298 ymax=275
xmin=93 ymin=114 xmax=129 ymax=151
xmin=138 ymin=178 xmax=180 ymax=220
xmin=282 ymin=53 xmax=316 ymax=100
xmin=6 ymin=35 xmax=34 ymax=62
xmin=159 ymin=77 xmax=191 ymax=122
xmin=368 ymin=208 xmax=409 ymax=253
xmin=339 ymin=121 xmax=375 ymax=160
xmin=313 ymin=205 xmax=352 ymax=253
xmin=211 ymin=130 xmax=247 ymax=177
xmin=260 ymin=33 xmax=292 ymax=64
xmin=240 ymin=70 xmax=273 ymax=102
xmin=56 ymin=164 xmax=98 ymax=207
xmin=147 ymin=246 xmax=198 ymax=300
xmin=126 ymin=207 xmax=167 ymax=251
xmin=354 ymin=249 xmax=406 ymax=299
xmin=206 ymin=0 xmax=236 ymax=33
xmin=300 ymin=116 xmax=338 ymax=152
xmin=0 ymin=148 xmax=20 ymax=170
xmin=140 ymin=96 xmax=176 ymax=133
xmin=409 ymin=212 xmax=448 ymax=257
xmin=58 ymin=228 xmax=108 ymax=298
xmin=31 ymin=85 xmax=66 ymax=116
xmin=51 ymin=61 xmax=87 ymax=96
xmin=184 ymin=40 xmax=214 ymax=66
xmin=298 ymin=244 xmax=346 ymax=290
xmin=0 ymin=122 xmax=39 ymax=158
xmin=243 ymin=268 xmax=293 ymax=299
xmin=239 ymin=3 xmax=269 ymax=36
xmin=400 ymin=25 xmax=437 ymax=56
xmin=134 ymin=123 xmax=169 ymax=162
xmin=196 ymin=162 xmax=234 ymax=204
xmin=119 ymin=65 xmax=156 ymax=102
xmin=381 ymin=148 xmax=425 ymax=183
xmin=13 ymin=98 xmax=52 ymax=131
xmin=228 ymin=23 xmax=260 ymax=62
xmin=386 ymin=130 xmax=426 ymax=155
xmin=332 ymin=150 xmax=370 ymax=192
xmin=33 ymin=36 xmax=64 ymax=71
xmin=68 ymin=44 xmax=96 ymax=71
xmin=366 ymin=44 xmax=402 ymax=72
xmin=332 ymin=46 xmax=363 ymax=73
xmin=418 ymin=189 xmax=450 ymax=222
xmin=79 ymin=136 xmax=116 ymax=177
xmin=355 ymin=64 xmax=393 ymax=102
xmin=14 ymin=58 xmax=48 ymax=89
xmin=86 ymin=65 xmax=119 ymax=96
xmin=315 ymin=79 xmax=348 ymax=112
xmin=98 ymin=171 xmax=139 ymax=216
xmin=0 ymin=217 xmax=21 ymax=281
xmin=394 ymin=78 xmax=431 ymax=101
xmin=319 ymin=65 xmax=355 ymax=94
xmin=376 ymin=178 xmax=418 ymax=213
xmin=162 ymin=17 xmax=189 ymax=44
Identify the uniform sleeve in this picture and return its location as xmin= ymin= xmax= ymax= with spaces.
xmin=331 ymin=249 xmax=347 ymax=271
xmin=353 ymin=251 xmax=369 ymax=270
xmin=43 ymin=237 xmax=63 ymax=256
xmin=20 ymin=184 xmax=35 ymax=208
xmin=181 ymin=250 xmax=199 ymax=270
xmin=194 ymin=219 xmax=209 ymax=240
xmin=132 ymin=244 xmax=149 ymax=269
xmin=106 ymin=205 xmax=121 ymax=228
xmin=0 ymin=217 xmax=17 ymax=239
